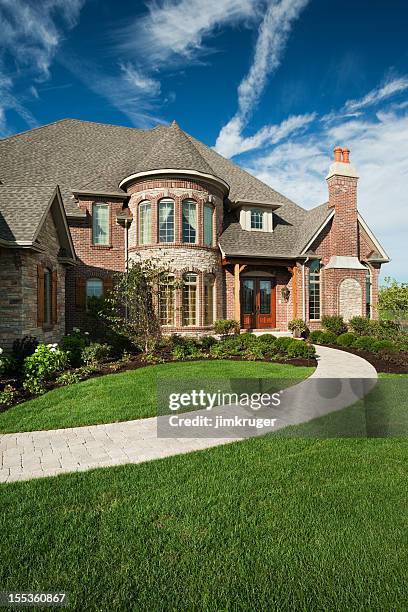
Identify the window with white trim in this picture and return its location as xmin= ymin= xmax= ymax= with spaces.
xmin=158 ymin=198 xmax=175 ymax=243
xmin=250 ymin=209 xmax=264 ymax=230
xmin=92 ymin=203 xmax=109 ymax=245
xmin=182 ymin=273 xmax=197 ymax=325
xmin=182 ymin=200 xmax=197 ymax=243
xmin=309 ymin=260 xmax=321 ymax=320
xmin=139 ymin=201 xmax=151 ymax=245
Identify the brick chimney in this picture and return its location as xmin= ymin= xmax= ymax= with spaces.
xmin=326 ymin=146 xmax=359 ymax=258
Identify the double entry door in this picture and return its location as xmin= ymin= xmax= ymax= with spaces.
xmin=241 ymin=277 xmax=276 ymax=329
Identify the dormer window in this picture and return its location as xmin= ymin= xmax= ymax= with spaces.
xmin=239 ymin=206 xmax=273 ymax=232
xmin=250 ymin=209 xmax=264 ymax=230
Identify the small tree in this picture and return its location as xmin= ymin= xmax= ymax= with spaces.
xmin=378 ymin=277 xmax=408 ymax=327
xmin=103 ymin=257 xmax=177 ymax=353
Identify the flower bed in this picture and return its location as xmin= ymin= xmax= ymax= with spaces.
xmin=0 ymin=332 xmax=316 ymax=411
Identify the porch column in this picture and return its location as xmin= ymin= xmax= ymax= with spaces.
xmin=288 ymin=265 xmax=298 ymax=319
xmin=234 ymin=263 xmax=240 ymax=323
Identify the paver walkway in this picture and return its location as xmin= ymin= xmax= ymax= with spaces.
xmin=0 ymin=346 xmax=377 ymax=484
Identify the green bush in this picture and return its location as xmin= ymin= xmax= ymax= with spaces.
xmin=372 ymin=339 xmax=396 ymax=353
xmin=256 ymin=334 xmax=276 ymax=345
xmin=336 ymin=332 xmax=359 ymax=348
xmin=309 ymin=330 xmax=324 ymax=343
xmin=286 ymin=340 xmax=316 ymax=359
xmin=172 ymin=343 xmax=204 ymax=360
xmin=321 ymin=315 xmax=347 ymax=336
xmin=23 ymin=344 xmax=68 ymax=395
xmin=11 ymin=336 xmax=38 ymax=370
xmin=56 ymin=371 xmax=83 ymax=386
xmin=288 ymin=319 xmax=309 ymax=337
xmin=213 ymin=319 xmax=240 ymax=337
xmin=199 ymin=335 xmax=217 ymax=350
xmin=0 ymin=384 xmax=16 ymax=408
xmin=317 ymin=331 xmax=338 ymax=345
xmin=60 ymin=334 xmax=88 ymax=367
xmin=273 ymin=337 xmax=294 ymax=354
xmin=209 ymin=338 xmax=244 ymax=358
xmin=348 ymin=316 xmax=373 ymax=336
xmin=239 ymin=332 xmax=258 ymax=348
xmin=243 ymin=346 xmax=266 ymax=361
xmin=0 ymin=349 xmax=16 ymax=377
xmin=81 ymin=343 xmax=111 ymax=366
xmin=353 ymin=336 xmax=378 ymax=352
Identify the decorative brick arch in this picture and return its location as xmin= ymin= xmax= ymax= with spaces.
xmin=339 ymin=277 xmax=362 ymax=321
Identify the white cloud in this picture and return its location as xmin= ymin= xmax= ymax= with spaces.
xmin=0 ymin=0 xmax=85 ymax=80
xmin=120 ymin=0 xmax=258 ymax=65
xmin=120 ymin=63 xmax=161 ymax=97
xmin=344 ymin=76 xmax=408 ymax=113
xmin=215 ymin=0 xmax=309 ymax=157
xmin=245 ymin=106 xmax=408 ymax=281
xmin=0 ymin=71 xmax=37 ymax=135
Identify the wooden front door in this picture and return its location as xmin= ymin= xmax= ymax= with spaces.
xmin=241 ymin=277 xmax=276 ymax=329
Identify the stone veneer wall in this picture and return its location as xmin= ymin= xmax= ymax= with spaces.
xmin=127 ymin=177 xmax=224 ymax=333
xmin=0 ymin=211 xmax=66 ymax=349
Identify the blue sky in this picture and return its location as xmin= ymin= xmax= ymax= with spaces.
xmin=1 ymin=0 xmax=407 ymax=281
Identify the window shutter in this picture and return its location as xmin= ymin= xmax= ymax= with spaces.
xmin=37 ymin=265 xmax=45 ymax=326
xmin=103 ymin=276 xmax=113 ymax=296
xmin=52 ymin=270 xmax=58 ymax=324
xmin=76 ymin=277 xmax=86 ymax=308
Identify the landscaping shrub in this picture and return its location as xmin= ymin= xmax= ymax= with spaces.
xmin=309 ymin=330 xmax=324 ymax=343
xmin=199 ymin=335 xmax=217 ymax=350
xmin=0 ymin=384 xmax=16 ymax=408
xmin=243 ymin=346 xmax=266 ymax=361
xmin=317 ymin=331 xmax=338 ymax=345
xmin=210 ymin=338 xmax=243 ymax=358
xmin=172 ymin=343 xmax=204 ymax=360
xmin=239 ymin=332 xmax=258 ymax=348
xmin=321 ymin=315 xmax=347 ymax=336
xmin=11 ymin=336 xmax=38 ymax=370
xmin=372 ymin=339 xmax=396 ymax=353
xmin=23 ymin=344 xmax=68 ymax=395
xmin=286 ymin=340 xmax=316 ymax=359
xmin=213 ymin=319 xmax=240 ymax=337
xmin=288 ymin=319 xmax=310 ymax=337
xmin=353 ymin=336 xmax=378 ymax=352
xmin=60 ymin=333 xmax=88 ymax=367
xmin=256 ymin=334 xmax=276 ymax=346
xmin=56 ymin=371 xmax=83 ymax=386
xmin=348 ymin=316 xmax=373 ymax=336
xmin=336 ymin=332 xmax=359 ymax=348
xmin=273 ymin=337 xmax=294 ymax=354
xmin=81 ymin=343 xmax=111 ymax=366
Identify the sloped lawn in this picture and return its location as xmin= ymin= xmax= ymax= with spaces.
xmin=0 ymin=360 xmax=313 ymax=433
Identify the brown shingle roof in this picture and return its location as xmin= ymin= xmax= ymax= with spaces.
xmin=0 ymin=118 xmax=331 ymax=257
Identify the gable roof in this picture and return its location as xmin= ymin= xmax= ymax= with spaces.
xmin=0 ymin=184 xmax=75 ymax=259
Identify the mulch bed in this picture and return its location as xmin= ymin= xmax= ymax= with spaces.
xmin=0 ymin=355 xmax=317 ymax=413
xmin=323 ymin=345 xmax=408 ymax=374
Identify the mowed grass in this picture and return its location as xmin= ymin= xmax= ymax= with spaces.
xmin=1 ymin=435 xmax=408 ymax=611
xmin=0 ymin=361 xmax=313 ymax=433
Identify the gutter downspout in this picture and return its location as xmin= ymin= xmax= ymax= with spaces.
xmin=302 ymin=257 xmax=310 ymax=321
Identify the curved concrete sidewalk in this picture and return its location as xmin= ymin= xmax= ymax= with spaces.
xmin=0 ymin=346 xmax=377 ymax=484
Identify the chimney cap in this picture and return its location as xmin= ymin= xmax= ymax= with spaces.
xmin=333 ymin=146 xmax=343 ymax=162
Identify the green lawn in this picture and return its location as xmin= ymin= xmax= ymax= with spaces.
xmin=1 ymin=435 xmax=407 ymax=611
xmin=0 ymin=360 xmax=313 ymax=433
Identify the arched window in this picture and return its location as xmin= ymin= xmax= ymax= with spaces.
xmin=158 ymin=198 xmax=175 ymax=242
xmin=182 ymin=200 xmax=197 ymax=243
xmin=92 ymin=203 xmax=109 ymax=245
xmin=43 ymin=268 xmax=52 ymax=324
xmin=204 ymin=275 xmax=215 ymax=325
xmin=139 ymin=201 xmax=151 ymax=245
xmin=250 ymin=209 xmax=264 ymax=230
xmin=204 ymin=204 xmax=214 ymax=246
xmin=182 ymin=273 xmax=198 ymax=326
xmin=159 ymin=274 xmax=175 ymax=326
xmin=308 ymin=260 xmax=321 ymax=320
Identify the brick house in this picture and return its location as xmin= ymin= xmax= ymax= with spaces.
xmin=0 ymin=120 xmax=389 ymax=347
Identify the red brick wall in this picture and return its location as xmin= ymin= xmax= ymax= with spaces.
xmin=327 ymin=174 xmax=358 ymax=257
xmin=66 ymin=196 xmax=126 ymax=331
